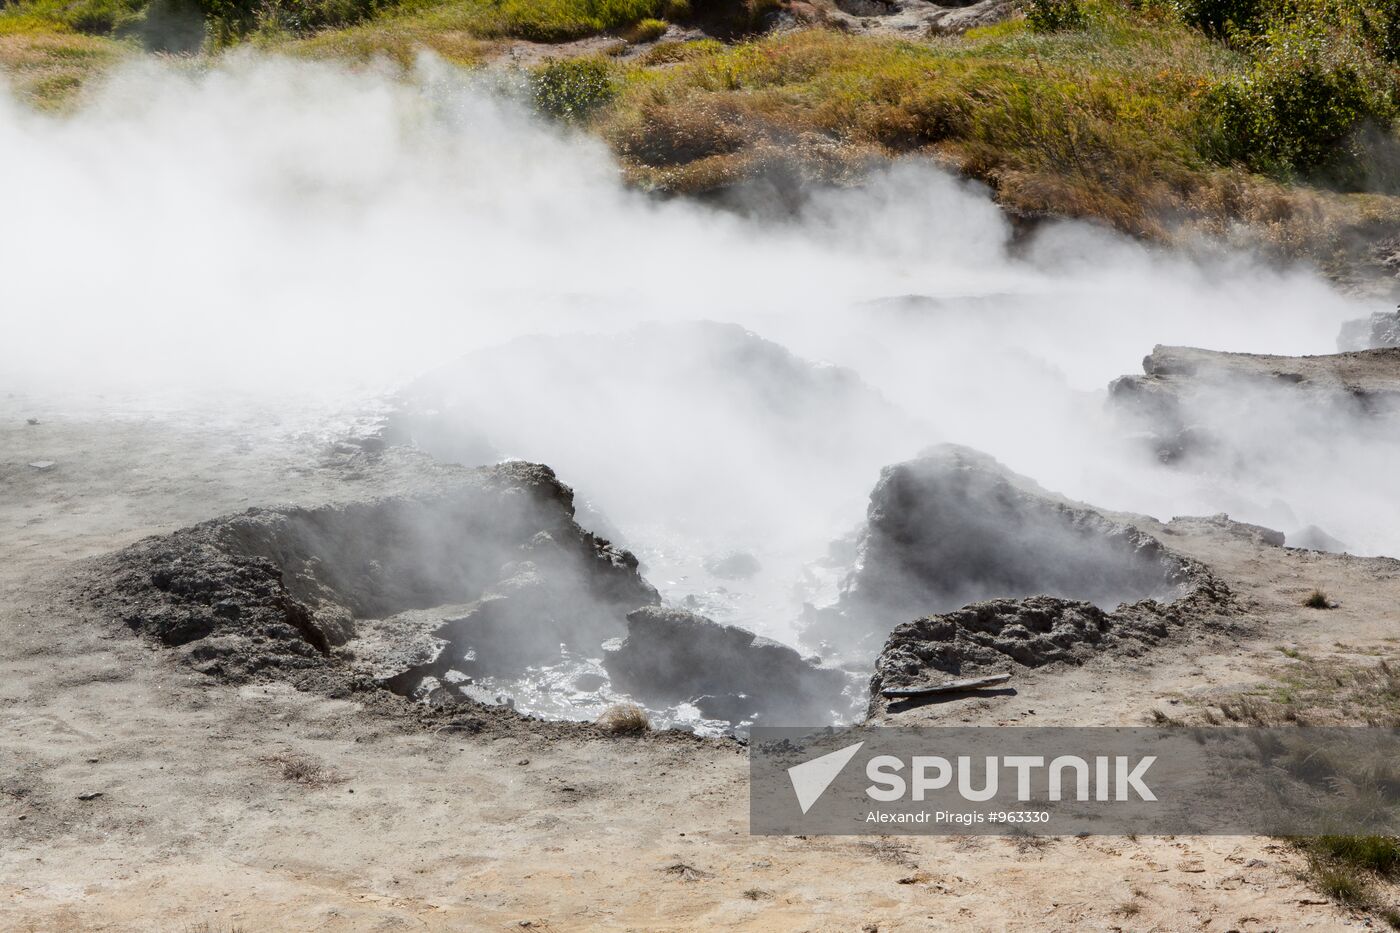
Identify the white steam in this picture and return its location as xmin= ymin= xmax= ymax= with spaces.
xmin=2 ymin=53 xmax=1395 ymax=645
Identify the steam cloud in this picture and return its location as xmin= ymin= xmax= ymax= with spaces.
xmin=3 ymin=53 xmax=1395 ymax=655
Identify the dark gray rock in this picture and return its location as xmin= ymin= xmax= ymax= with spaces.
xmin=870 ymin=581 xmax=1231 ymax=713
xmin=88 ymin=462 xmax=659 ymax=689
xmin=604 ymin=606 xmax=851 ymax=724
xmin=809 ymin=445 xmax=1204 ymax=659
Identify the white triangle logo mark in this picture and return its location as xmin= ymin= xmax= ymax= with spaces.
xmin=787 ymin=741 xmax=865 ymax=815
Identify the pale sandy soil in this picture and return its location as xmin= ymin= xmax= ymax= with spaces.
xmin=3 ymin=399 xmax=1398 ymax=931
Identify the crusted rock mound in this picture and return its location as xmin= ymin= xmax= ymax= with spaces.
xmin=87 ymin=462 xmax=658 ymax=691
xmin=869 ymin=581 xmax=1229 ymax=711
xmin=809 ymin=445 xmax=1205 ymax=658
xmin=604 ymin=606 xmax=852 ymax=724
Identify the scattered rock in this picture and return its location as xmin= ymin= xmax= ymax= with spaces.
xmin=795 ymin=0 xmax=1013 ymax=35
xmin=604 ymin=606 xmax=851 ymax=723
xmin=27 ymin=461 xmax=55 ymax=471
xmin=76 ymin=791 xmax=103 ymax=801
xmin=25 ymin=418 xmax=39 ymax=426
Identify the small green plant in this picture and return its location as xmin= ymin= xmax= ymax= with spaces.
xmin=532 ymin=57 xmax=618 ymax=122
xmin=625 ymin=16 xmax=668 ymax=40
xmin=1026 ymin=0 xmax=1088 ymax=31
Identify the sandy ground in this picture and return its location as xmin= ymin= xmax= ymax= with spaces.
xmin=3 ymin=399 xmax=1399 ymax=931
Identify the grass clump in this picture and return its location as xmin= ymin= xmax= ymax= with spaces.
xmin=596 ymin=702 xmax=651 ymax=734
xmin=1295 ymin=835 xmax=1400 ymax=925
xmin=1304 ymin=589 xmax=1335 ymax=608
xmin=259 ymin=752 xmax=343 ymax=787
xmin=600 ymin=20 xmax=1240 ymax=234
xmin=1202 ymin=654 xmax=1400 ymax=726
xmin=625 ymin=16 xmax=668 ymax=41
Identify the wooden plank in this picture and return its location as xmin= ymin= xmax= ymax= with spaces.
xmin=881 ymin=672 xmax=1012 ymax=699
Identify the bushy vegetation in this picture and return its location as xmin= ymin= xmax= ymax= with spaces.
xmin=1027 ymin=0 xmax=1089 ymax=31
xmin=1 ymin=0 xmax=1398 ymax=261
xmin=1201 ymin=17 xmax=1398 ymax=184
xmin=532 ymin=56 xmax=619 ymax=120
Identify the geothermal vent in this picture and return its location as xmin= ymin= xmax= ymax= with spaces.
xmin=86 ymin=462 xmax=659 ymax=702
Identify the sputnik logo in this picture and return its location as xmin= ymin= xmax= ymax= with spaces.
xmin=787 ymin=741 xmax=864 ymax=814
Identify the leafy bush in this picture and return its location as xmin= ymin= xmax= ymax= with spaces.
xmin=1178 ymin=0 xmax=1272 ymax=39
xmin=532 ymin=57 xmax=618 ymax=121
xmin=1360 ymin=0 xmax=1400 ymax=61
xmin=198 ymin=0 xmax=397 ymax=43
xmin=1204 ymin=22 xmax=1397 ymax=181
xmin=1026 ymin=0 xmax=1088 ymax=30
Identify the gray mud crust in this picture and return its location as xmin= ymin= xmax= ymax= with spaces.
xmin=867 ymin=578 xmax=1233 ymax=717
xmin=75 ymin=461 xmax=674 ymax=737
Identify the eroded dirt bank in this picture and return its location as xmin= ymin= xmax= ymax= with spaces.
xmin=4 ymin=403 xmax=1399 ymax=930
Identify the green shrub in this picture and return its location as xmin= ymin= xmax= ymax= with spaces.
xmin=199 ymin=0 xmax=398 ymax=43
xmin=1026 ymin=0 xmax=1088 ymax=31
xmin=1360 ymin=0 xmax=1400 ymax=61
xmin=1203 ymin=21 xmax=1397 ymax=181
xmin=532 ymin=57 xmax=618 ymax=121
xmin=1178 ymin=0 xmax=1273 ymax=39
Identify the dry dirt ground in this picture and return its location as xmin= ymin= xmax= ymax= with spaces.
xmin=3 ymin=397 xmax=1398 ymax=931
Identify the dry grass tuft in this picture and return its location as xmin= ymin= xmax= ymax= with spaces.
xmin=259 ymin=753 xmax=343 ymax=788
xmin=1304 ymin=589 xmax=1334 ymax=609
xmin=596 ymin=702 xmax=651 ymax=734
xmin=0 ymin=31 xmax=128 ymax=110
xmin=1188 ymin=654 xmax=1400 ymax=727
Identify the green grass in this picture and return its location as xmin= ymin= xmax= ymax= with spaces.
xmin=0 ymin=30 xmax=129 ymax=108
xmin=1296 ymin=835 xmax=1400 ymax=926
xmin=1 ymin=0 xmax=1398 ymax=263
xmin=598 ymin=13 xmax=1247 ymax=235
